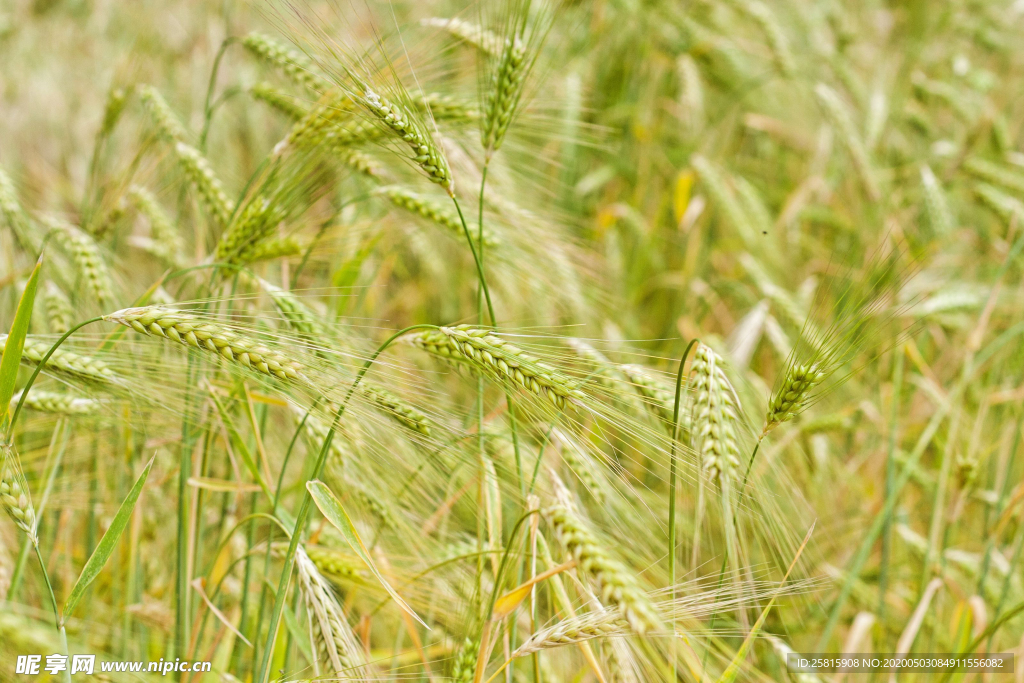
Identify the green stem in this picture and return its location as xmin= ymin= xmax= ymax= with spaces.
xmin=878 ymin=349 xmax=904 ymax=622
xmin=33 ymin=543 xmax=72 ymax=683
xmin=254 ymin=324 xmax=438 ymax=683
xmin=668 ymin=338 xmax=697 ymax=682
xmin=200 ymin=38 xmax=236 ymax=151
xmin=452 ymin=196 xmax=496 ymax=327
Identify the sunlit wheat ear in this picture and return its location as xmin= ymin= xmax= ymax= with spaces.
xmin=127 ymin=185 xmax=184 ymax=267
xmin=10 ymin=390 xmax=100 ymax=415
xmin=545 ymin=472 xmax=661 ymax=635
xmin=690 ymin=343 xmax=742 ymax=485
xmin=250 ymin=82 xmax=310 ymax=120
xmin=0 ymin=444 xmax=38 ymax=546
xmin=763 ymin=362 xmax=825 ymax=436
xmin=43 ymin=281 xmax=74 ymax=335
xmin=0 ymin=165 xmax=35 ymax=249
xmin=213 ymin=195 xmax=284 ymax=265
xmin=362 ymin=88 xmax=454 ymax=193
xmin=171 ymin=142 xmax=234 ymax=229
xmin=814 ymin=83 xmax=879 ymax=200
xmin=422 ymin=17 xmax=502 ymax=55
xmin=378 ymin=185 xmax=498 ymax=247
xmin=514 ymin=610 xmax=624 ymax=657
xmin=44 ymin=217 xmax=116 ymax=308
xmin=294 ymin=545 xmax=366 ymax=677
xmin=358 ymin=384 xmax=432 ymax=436
xmin=1 ymin=335 xmax=118 ymax=386
xmin=241 ymin=32 xmax=331 ymax=95
xmin=103 ymin=306 xmax=306 ymax=384
xmin=406 ymin=326 xmax=585 ymax=410
xmin=138 ymin=85 xmax=187 ymax=143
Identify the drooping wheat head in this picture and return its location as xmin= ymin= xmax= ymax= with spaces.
xmin=139 ymin=85 xmax=188 ymax=143
xmin=3 ymin=336 xmax=118 ymax=386
xmin=422 ymin=17 xmax=502 ymax=55
xmin=10 ymin=390 xmax=100 ymax=416
xmin=44 ymin=217 xmax=116 ymax=308
xmin=294 ymin=545 xmax=366 ymax=677
xmin=241 ymin=32 xmax=331 ymax=94
xmin=172 ymin=142 xmax=234 ymax=229
xmin=358 ymin=384 xmax=432 ymax=436
xmin=0 ymin=443 xmax=38 ymax=546
xmin=42 ymin=281 xmax=74 ymax=335
xmin=378 ymin=185 xmax=497 ymax=247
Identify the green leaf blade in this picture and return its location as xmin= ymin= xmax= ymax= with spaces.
xmin=0 ymin=256 xmax=43 ymax=427
xmin=62 ymin=455 xmax=155 ymax=623
xmin=306 ymin=479 xmax=427 ymax=628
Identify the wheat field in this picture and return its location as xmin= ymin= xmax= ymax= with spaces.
xmin=1 ymin=0 xmax=1023 ymax=681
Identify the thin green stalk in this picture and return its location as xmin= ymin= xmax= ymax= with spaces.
xmin=254 ymin=324 xmax=438 ymax=683
xmin=200 ymin=37 xmax=237 ymax=151
xmin=33 ymin=543 xmax=72 ymax=683
xmin=878 ymin=349 xmax=904 ymax=622
xmin=452 ymin=195 xmax=496 ymax=327
xmin=668 ymin=338 xmax=697 ymax=681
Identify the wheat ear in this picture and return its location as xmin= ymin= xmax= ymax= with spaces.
xmin=43 ymin=282 xmax=74 ymax=335
xmin=10 ymin=390 xmax=100 ymax=415
xmin=241 ymin=32 xmax=331 ymax=94
xmin=1 ymin=335 xmax=117 ymax=386
xmin=139 ymin=85 xmax=188 ymax=142
xmin=172 ymin=141 xmax=234 ymax=229
xmin=379 ymin=186 xmax=498 ymax=247
xmin=294 ymin=545 xmax=366 ymax=677
xmin=45 ymin=217 xmax=116 ymax=308
xmin=0 ymin=443 xmax=39 ymax=546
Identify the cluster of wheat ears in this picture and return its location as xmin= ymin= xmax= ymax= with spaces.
xmin=2 ymin=0 xmax=1024 ymax=681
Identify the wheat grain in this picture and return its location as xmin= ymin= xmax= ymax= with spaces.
xmin=740 ymin=0 xmax=794 ymax=77
xmin=691 ymin=155 xmax=759 ymax=247
xmin=763 ymin=362 xmax=825 ymax=436
xmin=10 ymin=390 xmax=100 ymax=415
xmin=0 ymin=444 xmax=38 ymax=546
xmin=104 ymin=306 xmax=305 ymax=384
xmin=245 ymin=236 xmax=302 ymax=263
xmin=305 ymin=545 xmax=364 ymax=583
xmin=359 ymin=384 xmax=431 ymax=436
xmin=690 ymin=343 xmax=742 ymax=484
xmin=451 ymin=636 xmax=478 ymax=682
xmin=407 ymin=326 xmax=584 ymax=410
xmin=139 ymin=85 xmax=187 ymax=143
xmin=45 ymin=217 xmax=116 ymax=307
xmin=544 ymin=474 xmax=659 ymax=634
xmin=250 ymin=82 xmax=310 ymax=120
xmin=241 ymin=32 xmax=331 ymax=94
xmin=482 ymin=36 xmax=528 ymax=158
xmin=213 ymin=195 xmax=284 ymax=265
xmin=173 ymin=141 xmax=234 ymax=229
xmin=514 ymin=611 xmax=624 ymax=657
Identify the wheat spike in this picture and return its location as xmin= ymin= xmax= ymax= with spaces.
xmin=305 ymin=545 xmax=363 ymax=584
xmin=763 ymin=362 xmax=824 ymax=436
xmin=422 ymin=17 xmax=502 ymax=55
xmin=10 ymin=390 xmax=100 ymax=415
xmin=139 ymin=85 xmax=187 ymax=142
xmin=619 ymin=364 xmax=677 ymax=426
xmin=514 ymin=610 xmax=624 ymax=657
xmin=104 ymin=306 xmax=306 ymax=384
xmin=362 ymin=88 xmax=453 ymax=193
xmin=963 ymin=157 xmax=1024 ymax=196
xmin=172 ymin=141 xmax=234 ymax=229
xmin=294 ymin=545 xmax=366 ymax=677
xmin=45 ymin=217 xmax=116 ymax=307
xmin=407 ymin=326 xmax=584 ymax=410
xmin=545 ymin=474 xmax=660 ymax=634
xmin=451 ymin=636 xmax=479 ymax=682
xmin=241 ymin=32 xmax=331 ymax=94
xmin=0 ymin=165 xmax=35 ymax=249
xmin=974 ymin=182 xmax=1024 ymax=223
xmin=740 ymin=0 xmax=795 ymax=77
xmin=920 ymin=164 xmax=955 ymax=236
xmin=213 ymin=195 xmax=286 ymax=265
xmin=690 ymin=343 xmax=742 ymax=484
xmin=128 ymin=185 xmax=184 ymax=266
xmin=482 ymin=36 xmax=528 ymax=158
xmin=358 ymin=384 xmax=431 ymax=436
xmin=43 ymin=281 xmax=74 ymax=335
xmin=379 ymin=186 xmax=497 ymax=247
xmin=815 ymin=83 xmax=880 ymax=200
xmin=692 ymin=155 xmax=759 ymax=247
xmin=0 ymin=444 xmax=38 ymax=546
xmin=250 ymin=82 xmax=311 ymax=120
xmin=1 ymin=335 xmax=117 ymax=385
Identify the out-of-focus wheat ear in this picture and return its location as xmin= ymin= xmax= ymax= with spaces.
xmin=416 ymin=93 xmax=480 ymax=122
xmin=99 ymin=85 xmax=131 ymax=139
xmin=974 ymin=183 xmax=1024 ymax=223
xmin=43 ymin=281 xmax=74 ymax=335
xmin=450 ymin=635 xmax=479 ymax=682
xmin=246 ymin=237 xmax=303 ymax=263
xmin=294 ymin=546 xmax=367 ymax=677
xmin=378 ymin=185 xmax=498 ymax=247
xmin=10 ymin=389 xmax=100 ymax=415
xmin=814 ymin=83 xmax=880 ymax=201
xmin=691 ymin=155 xmax=759 ymax=248
xmin=963 ymin=157 xmax=1024 ymax=196
xmin=43 ymin=217 xmax=116 ymax=308
xmin=689 ymin=343 xmax=742 ymax=486
xmin=127 ymin=185 xmax=184 ymax=267
xmin=544 ymin=472 xmax=661 ymax=635
xmin=104 ymin=306 xmax=306 ymax=385
xmin=0 ymin=443 xmax=39 ymax=546
xmin=0 ymin=165 xmax=36 ymax=250
xmin=139 ymin=85 xmax=188 ymax=143
xmin=240 ymin=32 xmax=331 ymax=95
xmin=920 ymin=164 xmax=955 ymax=236
xmin=3 ymin=335 xmax=118 ymax=386
xmin=172 ymin=142 xmax=234 ymax=229
xmin=739 ymin=0 xmax=795 ymax=77
xmin=304 ymin=545 xmax=364 ymax=584
xmin=213 ymin=195 xmax=285 ymax=265
xmin=406 ymin=326 xmax=584 ymax=410
xmin=358 ymin=383 xmax=432 ymax=436
xmin=619 ymin=363 xmax=677 ymax=427
xmin=677 ymin=55 xmax=705 ymax=133
xmin=422 ymin=17 xmax=502 ymax=55
xmin=249 ymin=82 xmax=310 ymax=121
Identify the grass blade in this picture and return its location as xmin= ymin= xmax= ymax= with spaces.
xmin=1 ymin=255 xmax=42 ymax=429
